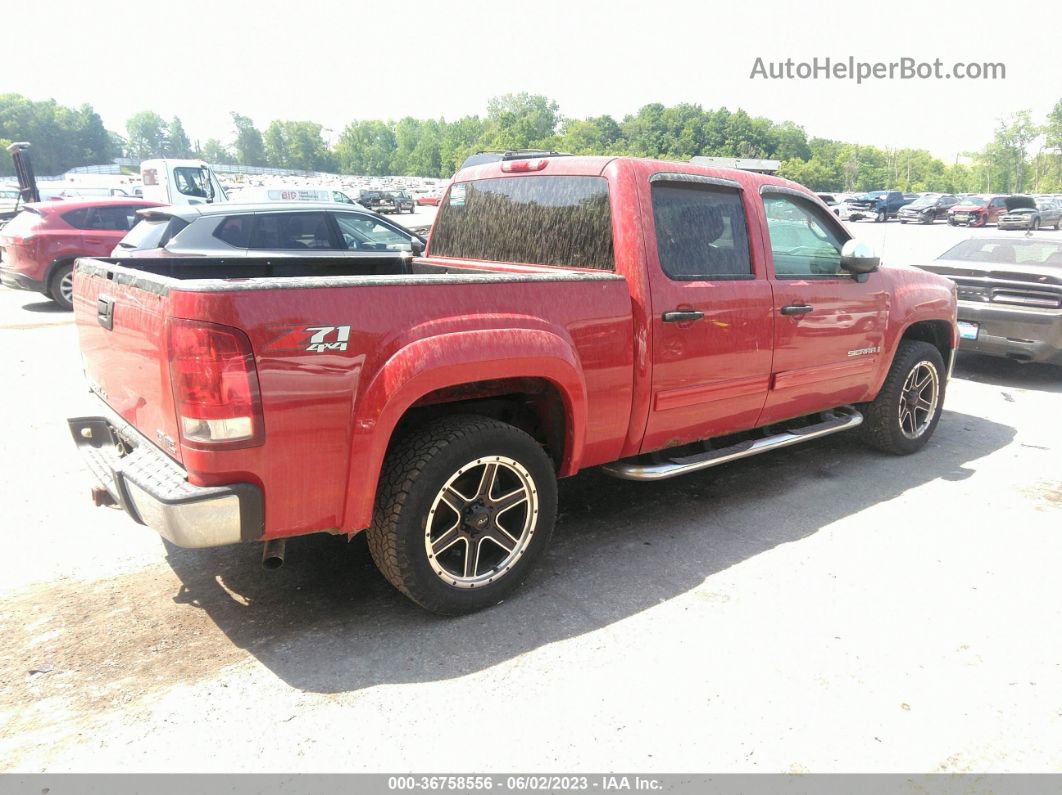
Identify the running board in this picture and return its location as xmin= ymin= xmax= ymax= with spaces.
xmin=601 ymin=406 xmax=864 ymax=482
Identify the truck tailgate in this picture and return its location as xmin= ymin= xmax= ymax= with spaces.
xmin=73 ymin=264 xmax=183 ymax=463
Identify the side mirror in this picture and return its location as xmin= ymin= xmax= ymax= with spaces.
xmin=840 ymin=240 xmax=879 ymax=275
xmin=410 ymin=238 xmax=425 ymax=256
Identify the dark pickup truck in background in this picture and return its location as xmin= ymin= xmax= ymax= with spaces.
xmin=844 ymin=190 xmax=914 ymax=222
xmin=67 ymin=156 xmax=957 ymax=615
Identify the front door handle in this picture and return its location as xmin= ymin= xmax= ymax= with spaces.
xmin=662 ymin=310 xmax=704 ymax=323
xmin=780 ymin=304 xmax=813 ymax=316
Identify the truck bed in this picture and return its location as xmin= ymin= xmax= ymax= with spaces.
xmin=72 ymin=254 xmax=635 ymax=540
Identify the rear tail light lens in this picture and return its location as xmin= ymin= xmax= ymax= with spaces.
xmin=167 ymin=318 xmax=264 ymax=447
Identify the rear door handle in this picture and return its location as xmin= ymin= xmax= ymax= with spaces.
xmin=662 ymin=310 xmax=704 ymax=323
xmin=780 ymin=304 xmax=813 ymax=316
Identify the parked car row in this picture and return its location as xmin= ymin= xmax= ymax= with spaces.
xmin=833 ymin=190 xmax=1062 ymax=230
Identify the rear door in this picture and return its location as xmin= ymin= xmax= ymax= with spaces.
xmin=758 ymin=187 xmax=888 ymax=425
xmin=642 ymin=174 xmax=774 ymax=452
xmin=79 ymin=205 xmax=143 ymax=256
xmin=249 ymin=211 xmax=340 ymax=257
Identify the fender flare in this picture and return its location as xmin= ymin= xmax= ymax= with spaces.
xmin=341 ymin=328 xmax=588 ymax=533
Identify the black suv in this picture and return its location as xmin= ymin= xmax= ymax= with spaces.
xmin=897 ymin=194 xmax=960 ymax=225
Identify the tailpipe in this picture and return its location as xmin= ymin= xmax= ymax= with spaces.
xmin=261 ymin=538 xmax=286 ymax=570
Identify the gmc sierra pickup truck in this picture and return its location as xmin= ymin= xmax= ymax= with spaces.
xmin=68 ymin=156 xmax=958 ymax=615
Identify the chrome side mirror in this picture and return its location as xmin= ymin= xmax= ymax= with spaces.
xmin=840 ymin=240 xmax=879 ymax=274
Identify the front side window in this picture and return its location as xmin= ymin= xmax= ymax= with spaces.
xmin=429 ymin=175 xmax=614 ymax=270
xmin=333 ymin=191 xmax=355 ymax=204
xmin=173 ymin=167 xmax=208 ymax=198
xmin=334 ymin=213 xmax=412 ymax=251
xmin=651 ymin=183 xmax=752 ymax=280
xmin=251 ymin=212 xmax=334 ymax=250
xmin=763 ymin=194 xmax=846 ymax=278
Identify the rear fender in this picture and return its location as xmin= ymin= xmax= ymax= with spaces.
xmin=341 ymin=328 xmax=587 ymax=533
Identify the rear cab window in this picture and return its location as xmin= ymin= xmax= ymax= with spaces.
xmin=429 ymin=175 xmax=614 ymax=270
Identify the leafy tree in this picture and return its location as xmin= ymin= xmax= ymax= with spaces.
xmin=231 ymin=112 xmax=266 ymax=166
xmin=125 ymin=110 xmax=168 ymax=159
xmin=199 ymin=138 xmax=234 ymax=165
xmin=335 ymin=120 xmax=397 ymax=175
xmin=264 ymin=120 xmax=334 ymax=171
xmin=166 ymin=116 xmax=193 ymax=158
xmin=483 ymin=93 xmax=560 ymax=150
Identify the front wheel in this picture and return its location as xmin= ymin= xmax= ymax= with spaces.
xmin=861 ymin=340 xmax=946 ymax=455
xmin=876 ymin=209 xmax=886 ymax=223
xmin=367 ymin=415 xmax=558 ymax=615
xmin=1032 ymin=218 xmax=1040 ymax=231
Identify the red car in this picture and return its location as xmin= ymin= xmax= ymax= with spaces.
xmin=947 ymin=195 xmax=1009 ymax=227
xmin=415 ymin=192 xmax=442 ymax=206
xmin=0 ymin=198 xmax=160 ymax=309
xmin=68 ymin=155 xmax=957 ymax=615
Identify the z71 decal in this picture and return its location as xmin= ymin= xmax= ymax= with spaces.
xmin=264 ymin=325 xmax=351 ymax=353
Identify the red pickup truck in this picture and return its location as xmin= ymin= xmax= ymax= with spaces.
xmin=68 ymin=156 xmax=957 ymax=615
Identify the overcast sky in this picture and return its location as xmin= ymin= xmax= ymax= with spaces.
xmin=5 ymin=0 xmax=1057 ymax=162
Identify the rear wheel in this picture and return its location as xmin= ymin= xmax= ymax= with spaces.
xmin=48 ymin=262 xmax=74 ymax=310
xmin=367 ymin=415 xmax=558 ymax=615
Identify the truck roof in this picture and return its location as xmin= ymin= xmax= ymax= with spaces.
xmin=452 ymin=155 xmax=810 ymax=196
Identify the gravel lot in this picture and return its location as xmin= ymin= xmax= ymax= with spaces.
xmin=0 ymin=219 xmax=1059 ymax=773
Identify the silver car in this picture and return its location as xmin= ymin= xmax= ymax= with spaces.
xmin=997 ymin=200 xmax=1062 ymax=231
xmin=113 ymin=202 xmax=425 ymax=259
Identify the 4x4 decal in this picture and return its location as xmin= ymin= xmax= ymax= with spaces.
xmin=264 ymin=325 xmax=351 ymax=353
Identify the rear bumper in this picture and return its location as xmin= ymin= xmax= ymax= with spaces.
xmin=957 ymin=303 xmax=1062 ymax=364
xmin=0 ymin=265 xmax=45 ymax=293
xmin=68 ymin=410 xmax=264 ymax=548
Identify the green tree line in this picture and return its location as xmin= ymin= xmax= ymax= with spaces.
xmin=2 ymin=92 xmax=1060 ymax=193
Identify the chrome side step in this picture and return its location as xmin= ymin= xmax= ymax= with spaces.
xmin=601 ymin=406 xmax=864 ymax=482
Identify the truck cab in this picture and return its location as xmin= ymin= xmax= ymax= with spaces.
xmin=140 ymin=159 xmax=227 ymax=206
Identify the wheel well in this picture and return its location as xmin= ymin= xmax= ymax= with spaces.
xmin=901 ymin=320 xmax=952 ymax=367
xmin=390 ymin=378 xmax=568 ymax=468
xmin=46 ymin=257 xmax=77 ymax=285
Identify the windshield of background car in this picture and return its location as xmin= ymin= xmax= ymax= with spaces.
xmin=429 ymin=175 xmax=614 ymax=270
xmin=939 ymin=238 xmax=1062 ymax=266
xmin=909 ymin=197 xmax=937 ymax=207
xmin=959 ymin=197 xmax=988 ymax=207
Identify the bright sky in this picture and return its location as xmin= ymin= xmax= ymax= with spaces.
xmin=6 ymin=0 xmax=1056 ymax=162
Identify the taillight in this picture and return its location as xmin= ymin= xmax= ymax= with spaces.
xmin=167 ymin=318 xmax=264 ymax=448
xmin=501 ymin=158 xmax=548 ymax=173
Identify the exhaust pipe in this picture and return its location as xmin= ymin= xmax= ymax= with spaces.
xmin=261 ymin=538 xmax=286 ymax=570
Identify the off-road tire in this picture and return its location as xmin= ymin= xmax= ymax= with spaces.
xmin=861 ymin=340 xmax=946 ymax=455
xmin=48 ymin=262 xmax=74 ymax=310
xmin=367 ymin=415 xmax=558 ymax=615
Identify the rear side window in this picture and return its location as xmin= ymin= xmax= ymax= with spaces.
xmin=62 ymin=205 xmax=140 ymax=231
xmin=251 ymin=212 xmax=334 ymax=250
xmin=429 ymin=176 xmax=614 ymax=270
xmin=651 ymin=184 xmax=752 ymax=280
xmin=213 ymin=216 xmax=253 ymax=248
